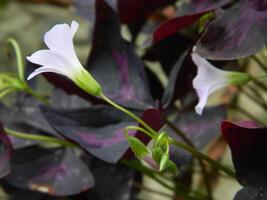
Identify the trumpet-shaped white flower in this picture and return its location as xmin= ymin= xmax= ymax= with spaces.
xmin=191 ymin=51 xmax=251 ymax=115
xmin=27 ymin=21 xmax=102 ymax=97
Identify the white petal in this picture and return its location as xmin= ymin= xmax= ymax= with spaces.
xmin=27 ymin=66 xmax=68 ymax=80
xmin=27 ymin=50 xmax=66 ymax=69
xmin=71 ymin=20 xmax=79 ymax=38
xmin=192 ymin=52 xmax=228 ymax=115
xmin=44 ymin=23 xmax=78 ymax=62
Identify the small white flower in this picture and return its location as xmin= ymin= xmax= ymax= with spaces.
xmin=27 ymin=21 xmax=102 ymax=96
xmin=191 ymin=51 xmax=251 ymax=115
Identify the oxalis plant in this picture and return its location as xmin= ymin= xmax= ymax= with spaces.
xmin=1 ymin=0 xmax=267 ymax=199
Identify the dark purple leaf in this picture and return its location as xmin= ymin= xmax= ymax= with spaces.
xmin=87 ymin=0 xmax=154 ymax=110
xmin=40 ymin=105 xmax=163 ymax=163
xmin=6 ymin=147 xmax=94 ymax=196
xmin=234 ymin=187 xmax=267 ymax=200
xmin=118 ymin=0 xmax=175 ymax=24
xmin=161 ymin=51 xmax=197 ymax=109
xmin=0 ymin=122 xmax=12 ymax=179
xmin=1 ymin=181 xmax=56 ymax=200
xmin=4 ymin=94 xmax=61 ymax=142
xmin=167 ymin=106 xmax=225 ymax=166
xmin=176 ymin=0 xmax=230 ymax=16
xmin=152 ymin=0 xmax=230 ymax=44
xmin=50 ymin=88 xmax=90 ymax=109
xmin=143 ymin=32 xmax=194 ymax=73
xmin=85 ymin=157 xmax=137 ymax=200
xmin=196 ymin=1 xmax=267 ymax=60
xmin=153 ymin=14 xmax=202 ymax=44
xmin=221 ymin=120 xmax=267 ymax=187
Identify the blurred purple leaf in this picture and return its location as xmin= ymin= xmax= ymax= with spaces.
xmin=153 ymin=14 xmax=202 ymax=44
xmin=196 ymin=0 xmax=267 ymax=60
xmin=234 ymin=187 xmax=267 ymax=200
xmin=0 ymin=122 xmax=12 ymax=179
xmin=176 ymin=0 xmax=230 ymax=16
xmin=40 ymin=105 xmax=163 ymax=163
xmin=161 ymin=51 xmax=197 ymax=109
xmin=85 ymin=157 xmax=137 ymax=199
xmin=167 ymin=106 xmax=225 ymax=166
xmin=152 ymin=0 xmax=230 ymax=44
xmin=222 ymin=120 xmax=267 ymax=187
xmin=118 ymin=0 xmax=174 ymax=24
xmin=87 ymin=0 xmax=154 ymax=110
xmin=6 ymin=147 xmax=94 ymax=196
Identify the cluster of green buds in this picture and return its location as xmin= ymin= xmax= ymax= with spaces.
xmin=125 ymin=129 xmax=178 ymax=175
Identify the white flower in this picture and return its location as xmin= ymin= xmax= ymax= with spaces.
xmin=27 ymin=20 xmax=102 ymax=97
xmin=191 ymin=51 xmax=251 ymax=115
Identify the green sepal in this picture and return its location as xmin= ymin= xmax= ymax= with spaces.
xmin=159 ymin=152 xmax=169 ymax=171
xmin=164 ymin=159 xmax=178 ymax=175
xmin=152 ymin=146 xmax=163 ymax=163
xmin=75 ymin=68 xmax=102 ymax=97
xmin=127 ymin=136 xmax=150 ymax=159
xmin=227 ymin=72 xmax=251 ymax=85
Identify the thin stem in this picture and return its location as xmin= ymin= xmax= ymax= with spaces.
xmin=169 ymin=139 xmax=236 ymax=178
xmin=24 ymin=85 xmax=49 ymax=105
xmin=163 ymin=115 xmax=213 ymax=200
xmin=4 ymin=127 xmax=77 ymax=147
xmin=0 ymin=88 xmax=15 ymax=99
xmin=132 ymin=182 xmax=175 ymax=199
xmin=100 ymin=93 xmax=158 ymax=137
xmin=123 ymin=160 xmax=206 ymax=200
xmin=124 ymin=126 xmax=155 ymax=139
xmin=5 ymin=38 xmax=25 ymax=80
xmin=133 ymin=182 xmax=204 ymax=200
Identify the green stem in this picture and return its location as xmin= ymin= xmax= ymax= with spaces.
xmin=100 ymin=93 xmax=158 ymax=137
xmin=4 ymin=127 xmax=77 ymax=147
xmin=123 ymin=160 xmax=206 ymax=200
xmin=124 ymin=126 xmax=155 ymax=139
xmin=169 ymin=139 xmax=236 ymax=178
xmin=163 ymin=115 xmax=213 ymax=200
xmin=5 ymin=38 xmax=25 ymax=80
xmin=24 ymin=85 xmax=49 ymax=105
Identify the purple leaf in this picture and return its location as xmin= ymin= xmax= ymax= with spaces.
xmin=6 ymin=147 xmax=94 ymax=196
xmin=175 ymin=0 xmax=230 ymax=16
xmin=234 ymin=187 xmax=267 ymax=200
xmin=161 ymin=51 xmax=197 ymax=109
xmin=167 ymin=106 xmax=225 ymax=166
xmin=153 ymin=14 xmax=202 ymax=44
xmin=85 ymin=156 xmax=137 ymax=199
xmin=40 ymin=105 xmax=163 ymax=163
xmin=0 ymin=122 xmax=12 ymax=179
xmin=3 ymin=94 xmax=62 ymax=148
xmin=196 ymin=1 xmax=267 ymax=60
xmin=221 ymin=120 xmax=267 ymax=187
xmin=118 ymin=0 xmax=175 ymax=24
xmin=152 ymin=0 xmax=230 ymax=43
xmin=87 ymin=0 xmax=154 ymax=110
